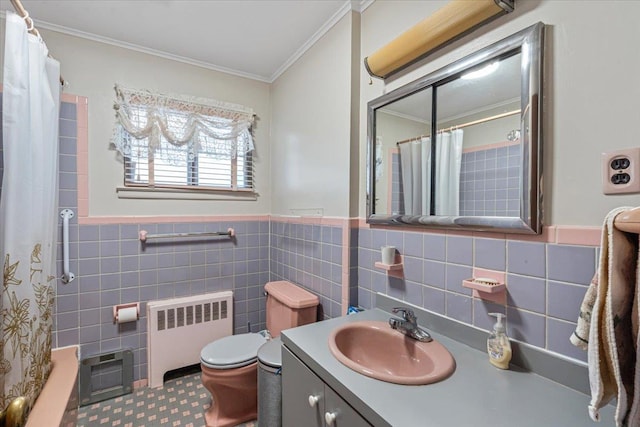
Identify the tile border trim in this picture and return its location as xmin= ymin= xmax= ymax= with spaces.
xmin=358 ymin=219 xmax=601 ymax=247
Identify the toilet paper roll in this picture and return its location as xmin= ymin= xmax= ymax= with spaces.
xmin=116 ymin=306 xmax=138 ymax=324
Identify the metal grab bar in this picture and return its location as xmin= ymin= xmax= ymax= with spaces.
xmin=138 ymin=228 xmax=235 ymax=242
xmin=60 ymin=209 xmax=75 ymax=283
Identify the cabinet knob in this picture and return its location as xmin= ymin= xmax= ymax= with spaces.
xmin=308 ymin=394 xmax=320 ymax=408
xmin=325 ymin=411 xmax=337 ymax=425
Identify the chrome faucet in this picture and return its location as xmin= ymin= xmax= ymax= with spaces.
xmin=389 ymin=307 xmax=432 ymax=342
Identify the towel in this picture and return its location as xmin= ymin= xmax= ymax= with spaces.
xmin=570 ymin=274 xmax=598 ymax=350
xmin=573 ymin=206 xmax=638 ymax=425
xmin=628 ymin=252 xmax=640 ymax=426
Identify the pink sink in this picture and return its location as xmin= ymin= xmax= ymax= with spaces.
xmin=328 ymin=320 xmax=456 ymax=385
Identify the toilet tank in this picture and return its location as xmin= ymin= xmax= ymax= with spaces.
xmin=265 ymin=281 xmax=319 ymax=337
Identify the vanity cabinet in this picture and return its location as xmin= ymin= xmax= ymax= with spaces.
xmin=282 ymin=346 xmax=371 ymax=427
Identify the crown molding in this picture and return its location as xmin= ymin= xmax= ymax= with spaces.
xmin=359 ymin=0 xmax=375 ymax=13
xmin=269 ymin=0 xmax=363 ymax=82
xmin=0 ymin=11 xmax=272 ymax=83
xmin=1 ymin=1 xmax=375 ymax=85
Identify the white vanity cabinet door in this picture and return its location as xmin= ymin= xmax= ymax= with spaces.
xmin=282 ymin=346 xmax=371 ymax=427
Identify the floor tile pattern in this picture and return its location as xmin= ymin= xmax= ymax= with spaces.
xmin=77 ymin=372 xmax=257 ymax=427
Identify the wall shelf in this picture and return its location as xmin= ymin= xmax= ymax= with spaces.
xmin=374 ymin=261 xmax=403 ymax=271
xmin=463 ymin=268 xmax=507 ymax=304
xmin=462 ymin=279 xmax=506 ymax=294
xmin=375 ymin=254 xmax=404 ymax=278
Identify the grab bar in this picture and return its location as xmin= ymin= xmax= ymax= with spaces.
xmin=138 ymin=228 xmax=235 ymax=242
xmin=60 ymin=209 xmax=75 ymax=283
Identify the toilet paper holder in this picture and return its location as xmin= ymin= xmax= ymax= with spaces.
xmin=113 ymin=302 xmax=140 ymax=324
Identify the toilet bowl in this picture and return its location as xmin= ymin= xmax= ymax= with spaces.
xmin=200 ymin=280 xmax=319 ymax=427
xmin=200 ymin=333 xmax=267 ymax=427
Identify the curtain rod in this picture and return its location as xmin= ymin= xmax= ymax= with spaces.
xmin=9 ymin=0 xmax=65 ymax=86
xmin=396 ymin=109 xmax=521 ymax=145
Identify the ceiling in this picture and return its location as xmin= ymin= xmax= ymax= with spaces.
xmin=381 ymin=52 xmax=522 ymax=124
xmin=1 ymin=0 xmax=363 ymax=83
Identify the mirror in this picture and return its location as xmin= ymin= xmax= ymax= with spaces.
xmin=367 ymin=23 xmax=544 ymax=234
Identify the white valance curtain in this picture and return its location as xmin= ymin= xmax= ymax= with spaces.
xmin=111 ymin=84 xmax=255 ymax=163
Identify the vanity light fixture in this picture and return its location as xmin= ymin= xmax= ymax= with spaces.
xmin=364 ymin=0 xmax=515 ymax=79
xmin=461 ymin=61 xmax=499 ymax=80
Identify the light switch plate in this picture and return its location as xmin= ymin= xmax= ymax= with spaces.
xmin=602 ymin=147 xmax=640 ymax=194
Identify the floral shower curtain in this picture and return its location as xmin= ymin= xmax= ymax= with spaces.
xmin=1 ymin=11 xmax=60 ymax=410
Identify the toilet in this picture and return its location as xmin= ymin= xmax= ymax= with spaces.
xmin=200 ymin=280 xmax=319 ymax=427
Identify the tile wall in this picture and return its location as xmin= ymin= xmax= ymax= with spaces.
xmin=269 ymin=220 xmax=346 ymax=319
xmin=58 ymin=219 xmax=271 ymax=383
xmin=460 ymin=144 xmax=521 ymax=217
xmin=390 ymin=143 xmax=521 ymax=217
xmin=357 ymin=227 xmax=594 ymax=362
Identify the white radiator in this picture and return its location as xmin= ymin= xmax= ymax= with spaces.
xmin=146 ymin=291 xmax=233 ymax=388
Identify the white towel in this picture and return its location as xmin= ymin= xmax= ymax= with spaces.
xmin=628 ymin=245 xmax=640 ymax=426
xmin=583 ymin=206 xmax=638 ymax=425
xmin=571 ymin=274 xmax=597 ymax=351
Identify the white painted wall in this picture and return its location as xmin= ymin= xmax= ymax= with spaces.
xmin=270 ymin=12 xmax=355 ymax=217
xmin=0 ymin=23 xmax=271 ymax=217
xmin=360 ymin=0 xmax=640 ymax=226
xmin=4 ymin=1 xmax=640 ymax=225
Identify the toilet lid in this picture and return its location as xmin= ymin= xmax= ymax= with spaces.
xmin=257 ymin=337 xmax=282 ymax=368
xmin=200 ymin=333 xmax=267 ymax=369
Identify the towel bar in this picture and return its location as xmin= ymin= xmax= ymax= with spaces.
xmin=138 ymin=228 xmax=235 ymax=242
xmin=614 ymin=208 xmax=640 ymax=233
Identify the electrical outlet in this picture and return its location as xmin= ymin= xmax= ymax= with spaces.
xmin=602 ymin=148 xmax=640 ymax=194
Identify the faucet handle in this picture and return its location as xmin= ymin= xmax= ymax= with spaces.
xmin=392 ymin=307 xmax=416 ymax=322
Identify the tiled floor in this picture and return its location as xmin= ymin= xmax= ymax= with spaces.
xmin=77 ymin=371 xmax=257 ymax=427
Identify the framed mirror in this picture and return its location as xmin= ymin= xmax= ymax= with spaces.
xmin=367 ymin=22 xmax=544 ymax=234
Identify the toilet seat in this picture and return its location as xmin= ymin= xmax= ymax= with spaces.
xmin=200 ymin=333 xmax=267 ymax=370
xmin=257 ymin=337 xmax=282 ymax=369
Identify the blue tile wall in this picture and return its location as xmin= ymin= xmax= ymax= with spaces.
xmin=460 ymin=144 xmax=520 ymax=217
xmin=358 ymin=229 xmax=596 ymax=363
xmin=58 ymin=219 xmax=270 ymax=382
xmin=269 ymin=221 xmax=345 ymax=319
xmin=391 ymin=144 xmax=520 ymax=217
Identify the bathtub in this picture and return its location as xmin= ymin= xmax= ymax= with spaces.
xmin=26 ymin=346 xmax=79 ymax=427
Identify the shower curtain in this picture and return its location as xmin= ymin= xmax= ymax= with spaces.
xmin=1 ymin=11 xmax=60 ymax=410
xmin=399 ymin=137 xmax=431 ymax=216
xmin=399 ymin=131 xmax=462 ymax=217
xmin=435 ymin=129 xmax=463 ymax=216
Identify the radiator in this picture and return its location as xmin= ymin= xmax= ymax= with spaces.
xmin=146 ymin=291 xmax=233 ymax=388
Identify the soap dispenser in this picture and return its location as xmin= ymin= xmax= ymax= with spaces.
xmin=487 ymin=313 xmax=512 ymax=370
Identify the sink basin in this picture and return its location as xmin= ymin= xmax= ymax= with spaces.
xmin=328 ymin=320 xmax=455 ymax=385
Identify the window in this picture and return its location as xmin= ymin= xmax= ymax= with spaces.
xmin=112 ymin=85 xmax=255 ymax=193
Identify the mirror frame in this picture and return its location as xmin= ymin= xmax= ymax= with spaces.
xmin=367 ymin=22 xmax=544 ymax=234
